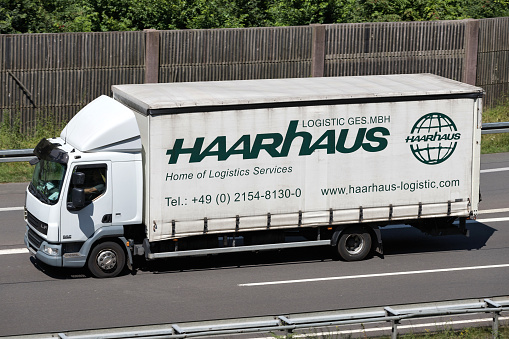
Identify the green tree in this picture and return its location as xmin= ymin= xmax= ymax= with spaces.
xmin=1 ymin=0 xmax=509 ymax=33
xmin=0 ymin=0 xmax=50 ymax=33
xmin=266 ymin=0 xmax=334 ymax=26
xmin=0 ymin=0 xmax=94 ymax=33
xmin=125 ymin=0 xmax=188 ymax=30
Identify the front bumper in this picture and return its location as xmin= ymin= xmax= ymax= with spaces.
xmin=25 ymin=226 xmax=88 ymax=268
xmin=25 ymin=226 xmax=62 ymax=267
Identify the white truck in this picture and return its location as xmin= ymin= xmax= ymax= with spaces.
xmin=24 ymin=74 xmax=483 ymax=278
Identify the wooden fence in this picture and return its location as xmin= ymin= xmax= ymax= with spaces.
xmin=477 ymin=17 xmax=509 ymax=106
xmin=0 ymin=18 xmax=508 ymax=128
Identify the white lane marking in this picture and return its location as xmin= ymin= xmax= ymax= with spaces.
xmin=254 ymin=317 xmax=509 ymax=339
xmin=476 ymin=217 xmax=509 ymax=223
xmin=0 ymin=248 xmax=29 ymax=255
xmin=384 ymin=216 xmax=509 ymax=230
xmin=481 ymin=167 xmax=509 ymax=173
xmin=0 ymin=206 xmax=24 ymax=212
xmin=238 ymin=263 xmax=509 ymax=287
xmin=478 ymin=207 xmax=509 ymax=214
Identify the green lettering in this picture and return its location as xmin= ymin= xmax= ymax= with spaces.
xmin=167 ymin=138 xmax=204 ymax=164
xmin=305 ymin=130 xmax=336 ymax=155
xmin=191 ymin=136 xmax=227 ymax=162
xmin=280 ymin=120 xmax=312 ymax=156
xmin=225 ymin=135 xmax=252 ymax=159
xmin=249 ymin=133 xmax=283 ymax=158
xmin=336 ymin=128 xmax=365 ymax=153
xmin=363 ymin=127 xmax=389 ymax=152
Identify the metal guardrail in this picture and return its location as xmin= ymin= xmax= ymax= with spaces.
xmin=6 ymin=296 xmax=508 ymax=339
xmin=482 ymin=122 xmax=509 ymax=134
xmin=0 ymin=123 xmax=508 ymax=163
xmin=0 ymin=148 xmax=35 ymax=163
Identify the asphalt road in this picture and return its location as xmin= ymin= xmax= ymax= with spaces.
xmin=0 ymin=153 xmax=508 ymax=337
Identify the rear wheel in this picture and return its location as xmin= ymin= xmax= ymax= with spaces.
xmin=336 ymin=227 xmax=372 ymax=261
xmin=87 ymin=241 xmax=125 ymax=278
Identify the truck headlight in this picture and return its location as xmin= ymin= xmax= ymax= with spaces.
xmin=43 ymin=245 xmax=59 ymax=256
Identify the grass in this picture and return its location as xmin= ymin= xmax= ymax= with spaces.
xmin=272 ymin=325 xmax=509 ymax=338
xmin=1 ymin=97 xmax=509 ymax=183
xmin=481 ymin=96 xmax=509 ymax=154
xmin=0 ymin=110 xmax=67 ymax=183
xmin=378 ymin=326 xmax=509 ymax=339
xmin=0 ymin=163 xmax=34 ymax=183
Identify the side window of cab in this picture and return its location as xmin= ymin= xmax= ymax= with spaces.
xmin=67 ymin=165 xmax=107 ymax=205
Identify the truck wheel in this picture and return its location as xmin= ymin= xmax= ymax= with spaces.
xmin=87 ymin=241 xmax=125 ymax=278
xmin=337 ymin=227 xmax=372 ymax=261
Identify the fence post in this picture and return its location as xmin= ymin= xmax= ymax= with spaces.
xmin=144 ymin=29 xmax=160 ymax=84
xmin=463 ymin=19 xmax=479 ymax=86
xmin=311 ymin=24 xmax=326 ymax=77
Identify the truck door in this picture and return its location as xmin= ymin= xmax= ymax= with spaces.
xmin=61 ymin=162 xmax=112 ymax=242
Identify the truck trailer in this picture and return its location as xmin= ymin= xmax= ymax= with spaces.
xmin=24 ymin=74 xmax=483 ymax=278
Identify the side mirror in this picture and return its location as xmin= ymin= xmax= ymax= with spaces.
xmin=67 ymin=188 xmax=85 ymax=211
xmin=29 ymin=157 xmax=40 ymax=166
xmin=72 ymin=172 xmax=85 ymax=186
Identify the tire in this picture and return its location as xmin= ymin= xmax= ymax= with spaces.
xmin=336 ymin=227 xmax=372 ymax=261
xmin=87 ymin=241 xmax=126 ymax=278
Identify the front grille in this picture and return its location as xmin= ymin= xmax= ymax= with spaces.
xmin=28 ymin=229 xmax=44 ymax=250
xmin=27 ymin=211 xmax=48 ymax=235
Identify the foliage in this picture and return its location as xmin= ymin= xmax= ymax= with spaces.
xmin=481 ymin=96 xmax=509 ymax=154
xmin=0 ymin=162 xmax=33 ymax=183
xmin=269 ymin=325 xmax=509 ymax=338
xmin=0 ymin=110 xmax=67 ymax=183
xmin=1 ymin=0 xmax=509 ymax=33
xmin=0 ymin=110 xmax=65 ymax=149
xmin=378 ymin=325 xmax=509 ymax=338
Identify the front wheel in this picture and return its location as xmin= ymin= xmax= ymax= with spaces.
xmin=87 ymin=241 xmax=126 ymax=278
xmin=336 ymin=227 xmax=372 ymax=261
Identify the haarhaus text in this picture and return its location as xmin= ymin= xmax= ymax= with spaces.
xmin=166 ymin=120 xmax=390 ymax=164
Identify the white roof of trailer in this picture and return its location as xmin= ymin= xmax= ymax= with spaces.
xmin=112 ymin=74 xmax=483 ymax=114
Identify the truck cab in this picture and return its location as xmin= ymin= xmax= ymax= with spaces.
xmin=24 ymin=95 xmax=143 ymax=277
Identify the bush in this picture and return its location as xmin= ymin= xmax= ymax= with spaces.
xmin=481 ymin=96 xmax=509 ymax=154
xmin=0 ymin=110 xmax=67 ymax=183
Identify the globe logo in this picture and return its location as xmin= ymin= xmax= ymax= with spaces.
xmin=405 ymin=113 xmax=461 ymax=165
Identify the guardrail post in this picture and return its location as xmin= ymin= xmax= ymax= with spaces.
xmin=385 ymin=307 xmax=400 ymax=339
xmin=278 ymin=315 xmax=295 ymax=334
xmin=172 ymin=324 xmax=185 ymax=335
xmin=493 ymin=311 xmax=499 ymax=339
xmin=485 ymin=299 xmax=501 ymax=339
xmin=391 ymin=320 xmax=400 ymax=339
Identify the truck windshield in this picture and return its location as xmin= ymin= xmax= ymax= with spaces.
xmin=29 ymin=159 xmax=67 ymax=205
